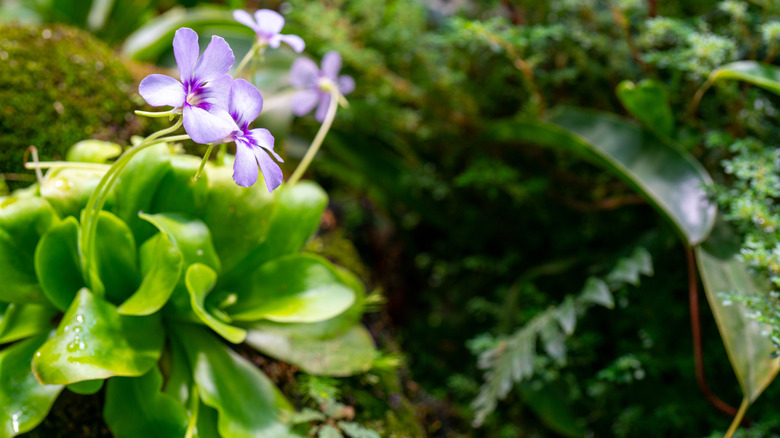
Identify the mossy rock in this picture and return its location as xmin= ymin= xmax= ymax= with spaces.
xmin=0 ymin=23 xmax=136 ymax=177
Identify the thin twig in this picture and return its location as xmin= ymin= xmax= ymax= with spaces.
xmin=500 ymin=0 xmax=524 ymax=26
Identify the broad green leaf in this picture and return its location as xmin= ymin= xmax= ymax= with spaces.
xmin=0 ymin=196 xmax=59 ymax=304
xmin=0 ymin=303 xmax=57 ymax=344
xmin=150 ymin=154 xmax=210 ymax=218
xmin=34 ymin=217 xmax=82 ymax=311
xmin=245 ymin=325 xmax=376 ymax=377
xmin=202 ymin=162 xmax=276 ymax=274
xmin=104 ymin=367 xmax=189 ymax=438
xmin=707 ymin=61 xmax=780 ymax=96
xmin=139 ymin=212 xmax=220 ymax=317
xmin=172 ymin=324 xmax=292 ymax=438
xmin=118 ymin=232 xmax=183 ymax=316
xmin=114 ymin=144 xmax=173 ymax=241
xmin=696 ymin=220 xmax=780 ymax=403
xmin=185 ymin=264 xmax=246 ymax=344
xmin=67 ymin=379 xmax=104 ymax=395
xmin=616 ymin=79 xmax=674 ymax=137
xmin=32 ymin=288 xmax=164 ymax=385
xmin=0 ymin=333 xmax=63 ymax=438
xmin=66 ymin=140 xmax=122 ymax=163
xmin=95 ymin=210 xmax=140 ymax=304
xmin=226 ymin=254 xmax=355 ymax=323
xmin=493 ymin=109 xmax=716 ymax=245
xmin=40 ymin=168 xmax=110 ymax=219
xmin=221 ymin=181 xmax=328 ymax=288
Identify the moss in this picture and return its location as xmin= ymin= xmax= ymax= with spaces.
xmin=0 ymin=23 xmax=136 ymax=176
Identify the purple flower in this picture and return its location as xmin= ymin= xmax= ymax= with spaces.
xmin=139 ymin=28 xmax=236 ymax=144
xmin=223 ymin=79 xmax=284 ymax=192
xmin=233 ymin=9 xmax=305 ymax=53
xmin=289 ymin=51 xmax=355 ymax=122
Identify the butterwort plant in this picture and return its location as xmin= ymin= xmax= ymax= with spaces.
xmin=0 ymin=19 xmax=374 ymax=438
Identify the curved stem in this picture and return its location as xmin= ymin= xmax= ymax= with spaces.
xmin=80 ymin=117 xmax=183 ymax=295
xmin=193 ymin=143 xmax=216 ymax=182
xmin=287 ymin=90 xmax=340 ymax=185
xmin=184 ymin=386 xmax=200 ymax=438
xmin=135 ymin=108 xmax=178 ymax=118
xmin=233 ymin=42 xmax=260 ymax=78
xmin=724 ymin=399 xmax=749 ymax=438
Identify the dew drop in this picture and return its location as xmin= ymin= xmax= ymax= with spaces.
xmin=78 ymin=341 xmax=86 ymax=351
xmin=66 ymin=342 xmax=78 ymax=352
xmin=35 ymin=352 xmax=41 ymax=357
xmin=75 ymin=314 xmax=84 ymax=324
xmin=72 ymin=326 xmax=81 ymax=334
xmin=196 ymin=249 xmax=204 ymax=256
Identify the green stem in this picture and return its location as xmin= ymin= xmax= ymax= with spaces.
xmin=184 ymin=386 xmax=200 ymax=438
xmin=287 ymin=89 xmax=341 ymax=185
xmin=216 ymin=143 xmax=227 ymax=165
xmin=25 ymin=162 xmax=110 ymax=171
xmin=724 ymin=398 xmax=749 ymax=438
xmin=79 ymin=117 xmax=184 ymax=295
xmin=193 ymin=143 xmax=215 ymax=182
xmin=233 ymin=42 xmax=261 ymax=78
xmin=135 ymin=108 xmax=178 ymax=118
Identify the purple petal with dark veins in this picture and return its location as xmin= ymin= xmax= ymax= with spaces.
xmin=253 ymin=147 xmax=283 ymax=192
xmin=249 ymin=128 xmax=282 ymax=162
xmin=203 ymin=74 xmax=233 ymax=112
xmin=290 ymin=89 xmax=320 ymax=116
xmin=139 ymin=74 xmax=185 ymax=108
xmin=183 ymin=105 xmax=237 ymax=144
xmin=233 ymin=141 xmax=258 ymax=187
xmin=229 ymin=79 xmax=263 ymax=130
xmin=289 ymin=57 xmax=319 ymax=89
xmin=174 ymin=28 xmax=199 ymax=82
xmin=254 ymin=9 xmax=285 ymax=36
xmin=321 ymin=51 xmax=342 ymax=80
xmin=338 ymin=75 xmax=355 ymax=95
xmin=193 ymin=36 xmax=234 ymax=84
xmin=233 ymin=10 xmax=257 ymax=31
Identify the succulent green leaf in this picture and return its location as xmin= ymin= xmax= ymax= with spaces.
xmin=150 ymin=154 xmax=210 ymax=218
xmin=114 ymin=144 xmax=172 ymax=241
xmin=0 ymin=333 xmax=63 ymax=438
xmin=34 ymin=216 xmax=82 ymax=311
xmin=172 ymin=324 xmax=292 ymax=438
xmin=95 ymin=210 xmax=140 ymax=304
xmin=32 ymin=288 xmax=164 ymax=385
xmin=245 ymin=325 xmax=376 ymax=376
xmin=696 ymin=220 xmax=780 ymax=404
xmin=40 ymin=168 xmax=110 ymax=219
xmin=221 ymin=181 xmax=328 ymax=288
xmin=117 ymin=232 xmax=182 ymax=316
xmin=66 ymin=139 xmax=122 ymax=163
xmin=0 ymin=303 xmax=57 ymax=344
xmin=227 ymin=254 xmax=355 ymax=323
xmin=66 ymin=379 xmax=104 ymax=395
xmin=492 ymin=109 xmax=716 ymax=246
xmin=185 ymin=263 xmax=246 ymax=344
xmin=104 ymin=366 xmax=188 ymax=438
xmin=616 ymin=79 xmax=674 ymax=137
xmin=202 ymin=163 xmax=275 ymax=274
xmin=707 ymin=61 xmax=780 ymax=96
xmin=0 ymin=196 xmax=59 ymax=304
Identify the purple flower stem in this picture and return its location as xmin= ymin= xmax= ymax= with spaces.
xmin=287 ymin=88 xmax=342 ymax=185
xmin=80 ymin=116 xmax=185 ymax=297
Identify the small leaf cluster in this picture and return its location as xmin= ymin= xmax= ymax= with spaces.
xmin=0 ymin=141 xmax=377 ymax=437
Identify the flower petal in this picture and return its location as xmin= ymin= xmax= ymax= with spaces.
xmin=269 ymin=34 xmax=305 ymax=52
xmin=202 ymin=74 xmax=233 ymax=112
xmin=139 ymin=74 xmax=185 ymax=108
xmin=174 ymin=28 xmax=200 ymax=82
xmin=290 ymin=89 xmax=320 ymax=117
xmin=289 ymin=57 xmax=319 ymax=89
xmin=315 ymin=94 xmax=331 ymax=122
xmin=183 ymin=105 xmax=237 ymax=144
xmin=229 ymin=79 xmax=263 ymax=129
xmin=249 ymin=128 xmax=283 ymax=162
xmin=254 ymin=9 xmax=285 ymax=36
xmin=253 ymin=146 xmax=283 ymax=193
xmin=338 ymin=75 xmax=355 ymax=95
xmin=193 ymin=36 xmax=234 ymax=84
xmin=321 ymin=51 xmax=342 ymax=80
xmin=233 ymin=10 xmax=257 ymax=31
xmin=233 ymin=141 xmax=258 ymax=187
